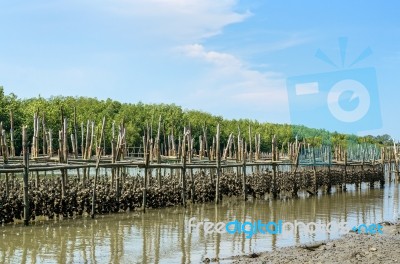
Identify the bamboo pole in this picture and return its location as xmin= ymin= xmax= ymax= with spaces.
xmin=203 ymin=125 xmax=208 ymax=159
xmin=48 ymin=129 xmax=53 ymax=157
xmin=91 ymin=117 xmax=106 ymax=219
xmin=223 ymin=133 xmax=233 ymax=160
xmin=88 ymin=121 xmax=94 ymax=159
xmin=188 ymin=128 xmax=195 ymax=202
xmin=9 ymin=110 xmax=15 ymax=157
xmin=22 ymin=126 xmax=30 ymax=226
xmin=248 ymin=125 xmax=252 ymax=162
xmin=215 ymin=124 xmax=221 ymax=204
xmin=156 ymin=115 xmax=162 ymax=187
xmin=311 ymin=146 xmax=317 ymax=195
xmin=84 ymin=121 xmax=90 ymax=159
xmin=111 ymin=121 xmax=116 ymax=189
xmin=142 ymin=138 xmax=150 ymax=212
xmin=343 ymin=149 xmax=348 ymax=191
xmin=242 ymin=139 xmax=247 ymax=200
xmin=73 ymin=107 xmax=78 ymax=158
xmin=1 ymin=129 xmax=8 ymax=164
xmin=58 ymin=130 xmax=65 ymax=198
xmin=181 ymin=129 xmax=188 ymax=207
xmin=42 ymin=114 xmax=47 ymax=155
xmin=272 ymin=135 xmax=278 ymax=198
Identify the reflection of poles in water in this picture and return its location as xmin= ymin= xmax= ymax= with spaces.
xmin=241 ymin=200 xmax=246 ymax=253
xmin=30 ymin=228 xmax=39 ymax=264
xmin=361 ymin=188 xmax=367 ymax=225
xmin=69 ymin=221 xmax=78 ymax=263
xmin=393 ymin=181 xmax=400 ymax=220
xmin=185 ymin=204 xmax=195 ymax=262
xmin=90 ymin=222 xmax=97 ymax=264
xmin=396 ymin=182 xmax=400 ymax=220
xmin=110 ymin=219 xmax=117 ymax=264
xmin=110 ymin=219 xmax=123 ymax=264
xmin=81 ymin=224 xmax=88 ymax=264
xmin=58 ymin=226 xmax=65 ymax=264
xmin=270 ymin=200 xmax=277 ymax=249
xmin=343 ymin=189 xmax=348 ymax=231
xmin=110 ymin=222 xmax=116 ymax=263
xmin=155 ymin=212 xmax=161 ymax=264
xmin=179 ymin=208 xmax=186 ymax=264
xmin=1 ymin=243 xmax=6 ymax=263
xmin=142 ymin=212 xmax=148 ymax=264
xmin=214 ymin=204 xmax=221 ymax=261
xmin=327 ymin=191 xmax=332 ymax=241
xmin=309 ymin=196 xmax=316 ymax=241
xmin=21 ymin=229 xmax=28 ymax=264
xmin=116 ymin=220 xmax=124 ymax=263
xmin=383 ymin=182 xmax=393 ymax=222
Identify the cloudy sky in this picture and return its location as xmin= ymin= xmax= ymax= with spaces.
xmin=0 ymin=1 xmax=399 ymax=137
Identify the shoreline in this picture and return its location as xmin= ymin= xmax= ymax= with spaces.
xmin=225 ymin=221 xmax=400 ymax=264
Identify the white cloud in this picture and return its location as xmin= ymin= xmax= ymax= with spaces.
xmin=177 ymin=44 xmax=290 ymax=122
xmin=102 ymin=0 xmax=250 ymax=42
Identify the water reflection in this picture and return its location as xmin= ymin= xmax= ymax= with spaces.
xmin=1 ymin=182 xmax=399 ymax=263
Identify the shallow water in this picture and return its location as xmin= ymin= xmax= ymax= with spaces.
xmin=1 ymin=180 xmax=399 ymax=264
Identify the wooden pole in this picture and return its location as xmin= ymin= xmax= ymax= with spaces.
xmin=81 ymin=122 xmax=85 ymax=158
xmin=215 ymin=124 xmax=221 ymax=204
xmin=42 ymin=114 xmax=47 ymax=155
xmin=394 ymin=141 xmax=399 ymax=181
xmin=1 ymin=129 xmax=8 ymax=164
xmin=73 ymin=107 xmax=78 ymax=158
xmin=22 ymin=126 xmax=30 ymax=226
xmin=242 ymin=139 xmax=247 ymax=200
xmin=248 ymin=125 xmax=252 ymax=162
xmin=9 ymin=110 xmax=15 ymax=157
xmin=91 ymin=117 xmax=105 ymax=219
xmin=48 ymin=129 xmax=53 ymax=157
xmin=142 ymin=139 xmax=150 ymax=212
xmin=187 ymin=128 xmax=195 ymax=202
xmin=111 ymin=121 xmax=116 ymax=189
xmin=343 ymin=149 xmax=348 ymax=191
xmin=272 ymin=135 xmax=278 ymax=198
xmin=84 ymin=121 xmax=90 ymax=159
xmin=156 ymin=115 xmax=162 ymax=187
xmin=203 ymin=124 xmax=208 ymax=159
xmin=88 ymin=121 xmax=94 ymax=159
xmin=381 ymin=147 xmax=385 ymax=187
xmin=181 ymin=129 xmax=188 ymax=207
xmin=327 ymin=145 xmax=332 ymax=193
xmin=312 ymin=146 xmax=317 ymax=195
xmin=63 ymin=118 xmax=68 ymax=189
xmin=223 ymin=133 xmax=233 ymax=160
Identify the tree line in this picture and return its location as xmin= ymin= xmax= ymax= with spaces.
xmin=0 ymin=87 xmax=393 ymax=155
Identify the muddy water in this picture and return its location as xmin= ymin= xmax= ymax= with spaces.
xmin=1 ymin=182 xmax=399 ymax=264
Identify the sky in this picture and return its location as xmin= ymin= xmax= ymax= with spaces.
xmin=0 ymin=1 xmax=399 ymax=137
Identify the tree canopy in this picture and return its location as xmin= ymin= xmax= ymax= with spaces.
xmin=0 ymin=87 xmax=393 ymax=154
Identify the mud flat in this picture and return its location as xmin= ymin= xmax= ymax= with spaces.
xmin=228 ymin=222 xmax=400 ymax=264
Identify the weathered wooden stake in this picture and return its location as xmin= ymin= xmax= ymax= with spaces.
xmin=22 ymin=126 xmax=30 ymax=226
xmin=142 ymin=139 xmax=150 ymax=212
xmin=181 ymin=129 xmax=188 ymax=207
xmin=242 ymin=141 xmax=247 ymax=200
xmin=9 ymin=110 xmax=15 ymax=157
xmin=215 ymin=124 xmax=221 ymax=204
xmin=91 ymin=117 xmax=105 ymax=219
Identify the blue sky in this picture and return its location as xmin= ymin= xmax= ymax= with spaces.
xmin=0 ymin=1 xmax=399 ymax=137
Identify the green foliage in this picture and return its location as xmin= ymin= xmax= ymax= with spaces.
xmin=0 ymin=90 xmax=393 ymax=154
